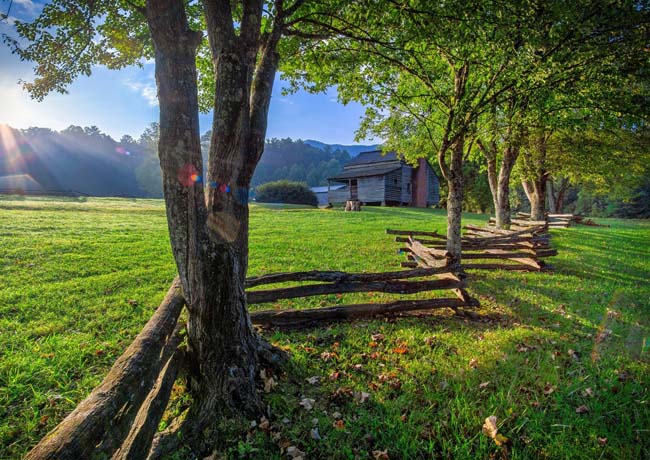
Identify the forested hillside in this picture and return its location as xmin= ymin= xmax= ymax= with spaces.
xmin=0 ymin=125 xmax=148 ymax=197
xmin=0 ymin=124 xmax=375 ymax=197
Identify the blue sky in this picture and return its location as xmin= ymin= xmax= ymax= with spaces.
xmin=0 ymin=0 xmax=373 ymax=144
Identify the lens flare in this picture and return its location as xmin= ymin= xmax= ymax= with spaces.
xmin=177 ymin=164 xmax=200 ymax=187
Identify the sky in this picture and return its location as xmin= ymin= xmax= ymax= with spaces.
xmin=0 ymin=0 xmax=374 ymax=145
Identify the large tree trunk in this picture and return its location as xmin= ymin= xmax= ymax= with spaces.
xmin=479 ymin=139 xmax=519 ymax=229
xmin=445 ymin=138 xmax=464 ymax=268
xmin=145 ymin=0 xmax=284 ymax=441
xmin=494 ymin=145 xmax=519 ymax=227
xmin=521 ymin=132 xmax=549 ymax=221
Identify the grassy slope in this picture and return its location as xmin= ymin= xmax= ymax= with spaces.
xmin=0 ymin=196 xmax=648 ymax=459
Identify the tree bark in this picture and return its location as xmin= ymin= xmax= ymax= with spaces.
xmin=521 ymin=132 xmax=549 ymax=221
xmin=445 ymin=137 xmax=464 ymax=268
xmin=144 ymin=0 xmax=284 ymax=440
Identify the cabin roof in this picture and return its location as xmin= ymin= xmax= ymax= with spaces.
xmin=311 ymin=185 xmax=345 ymax=193
xmin=344 ymin=150 xmax=399 ymax=167
xmin=328 ymin=163 xmax=402 ymax=181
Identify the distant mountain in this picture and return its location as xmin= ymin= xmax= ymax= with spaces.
xmin=304 ymin=140 xmax=381 ymax=157
xmin=252 ymin=138 xmax=351 ymax=187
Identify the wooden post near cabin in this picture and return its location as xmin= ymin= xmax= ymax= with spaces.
xmin=345 ymin=200 xmax=361 ymax=211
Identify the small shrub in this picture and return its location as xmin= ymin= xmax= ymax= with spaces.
xmin=255 ymin=180 xmax=318 ymax=207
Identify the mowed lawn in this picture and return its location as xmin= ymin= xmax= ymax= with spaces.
xmin=1 ymin=196 xmax=649 ymax=459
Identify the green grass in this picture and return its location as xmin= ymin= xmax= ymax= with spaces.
xmin=1 ymin=196 xmax=648 ymax=459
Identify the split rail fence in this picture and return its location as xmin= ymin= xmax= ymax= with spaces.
xmin=389 ymin=223 xmax=557 ymax=272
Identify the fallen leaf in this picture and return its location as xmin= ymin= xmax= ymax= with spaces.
xmin=371 ymin=333 xmax=385 ymax=342
xmin=333 ymin=419 xmax=345 ymax=430
xmin=469 ymin=358 xmax=479 ymax=369
xmin=354 ymin=391 xmax=371 ymax=403
xmin=332 ymin=411 xmax=342 ymax=419
xmin=595 ymin=329 xmax=612 ymax=343
xmin=38 ymin=415 xmax=49 ymax=426
xmin=321 ymin=351 xmax=337 ymax=361
xmin=40 ymin=353 xmax=55 ymax=359
xmin=94 ymin=349 xmax=104 ymax=356
xmin=306 ymin=376 xmax=320 ymax=385
xmin=286 ymin=446 xmax=305 ymax=460
xmin=598 ymin=437 xmax=607 ymax=447
xmin=299 ymin=398 xmax=315 ymax=411
xmin=369 ymin=341 xmax=378 ymax=348
xmin=259 ymin=417 xmax=270 ymax=431
xmin=329 ymin=371 xmax=341 ymax=381
xmin=576 ymin=405 xmax=589 ymax=414
xmin=482 ymin=416 xmax=509 ymax=446
xmin=310 ymin=427 xmax=321 ymax=440
xmin=568 ymin=349 xmax=579 ymax=360
xmin=479 ymin=381 xmax=490 ymax=390
xmin=543 ymin=384 xmax=556 ymax=395
xmin=260 ymin=369 xmax=277 ymax=393
xmin=482 ymin=416 xmax=498 ymax=439
xmin=372 ymin=450 xmax=389 ymax=460
xmin=582 ymin=387 xmax=595 ymax=397
xmin=393 ymin=346 xmax=409 ymax=355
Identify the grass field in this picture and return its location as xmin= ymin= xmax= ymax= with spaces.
xmin=1 ymin=196 xmax=649 ymax=459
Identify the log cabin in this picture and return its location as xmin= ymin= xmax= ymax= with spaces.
xmin=327 ymin=150 xmax=439 ymax=207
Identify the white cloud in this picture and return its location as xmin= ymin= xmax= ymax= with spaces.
xmin=277 ymin=97 xmax=294 ymax=105
xmin=123 ymin=79 xmax=158 ymax=106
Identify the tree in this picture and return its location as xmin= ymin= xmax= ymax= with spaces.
xmin=5 ymin=0 xmax=343 ymax=451
xmin=282 ymin=0 xmax=550 ymax=264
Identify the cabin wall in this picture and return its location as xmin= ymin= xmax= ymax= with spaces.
xmin=401 ymin=165 xmax=413 ymax=204
xmin=384 ymin=169 xmax=402 ymax=203
xmin=358 ymin=176 xmax=385 ymax=203
xmin=427 ymin=165 xmax=440 ymax=205
xmin=328 ymin=186 xmax=350 ymax=203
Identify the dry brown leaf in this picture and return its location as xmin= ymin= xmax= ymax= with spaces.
xmin=482 ymin=416 xmax=509 ymax=446
xmin=371 ymin=333 xmax=385 ymax=342
xmin=354 ymin=391 xmax=371 ymax=403
xmin=479 ymin=381 xmax=490 ymax=390
xmin=260 ymin=369 xmax=277 ymax=393
xmin=576 ymin=405 xmax=589 ymax=414
xmin=286 ymin=446 xmax=305 ymax=460
xmin=372 ymin=450 xmax=389 ymax=460
xmin=598 ymin=437 xmax=608 ymax=446
xmin=482 ymin=416 xmax=499 ymax=439
xmin=543 ymin=384 xmax=556 ymax=395
xmin=259 ymin=417 xmax=270 ymax=431
xmin=582 ymin=387 xmax=595 ymax=397
xmin=469 ymin=358 xmax=479 ymax=369
xmin=393 ymin=346 xmax=409 ymax=355
xmin=333 ymin=419 xmax=345 ymax=430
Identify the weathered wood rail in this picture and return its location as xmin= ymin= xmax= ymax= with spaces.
xmin=390 ymin=223 xmax=557 ymax=272
xmin=247 ymin=266 xmax=479 ymax=327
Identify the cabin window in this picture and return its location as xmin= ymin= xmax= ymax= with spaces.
xmin=394 ymin=178 xmax=398 ymax=185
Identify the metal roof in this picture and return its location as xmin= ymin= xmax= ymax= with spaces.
xmin=328 ymin=164 xmax=402 ymax=181
xmin=344 ymin=150 xmax=399 ymax=166
xmin=310 ymin=185 xmax=345 ymax=193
